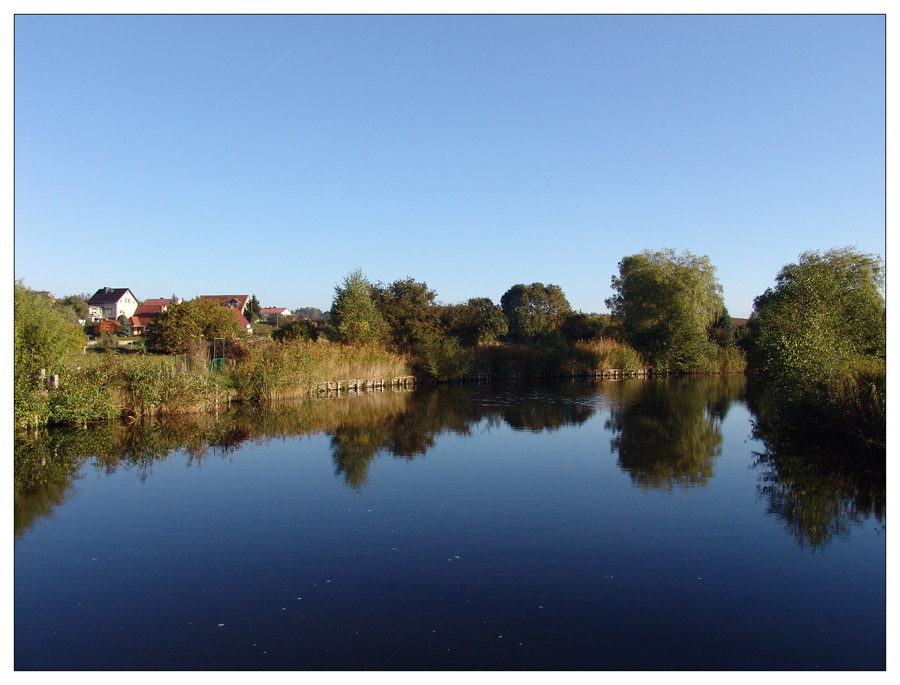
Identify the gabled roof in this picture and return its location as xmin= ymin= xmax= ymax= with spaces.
xmin=199 ymin=295 xmax=250 ymax=312
xmin=129 ymin=315 xmax=155 ymax=327
xmin=228 ymin=307 xmax=252 ymax=329
xmin=260 ymin=307 xmax=291 ymax=316
xmin=134 ymin=298 xmax=177 ymax=317
xmin=142 ymin=298 xmax=178 ymax=308
xmin=88 ymin=287 xmax=135 ymax=305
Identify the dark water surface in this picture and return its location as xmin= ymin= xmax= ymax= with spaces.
xmin=14 ymin=377 xmax=885 ymax=670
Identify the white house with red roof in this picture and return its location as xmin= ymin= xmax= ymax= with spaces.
xmin=87 ymin=287 xmax=139 ymax=321
xmin=259 ymin=307 xmax=292 ymax=324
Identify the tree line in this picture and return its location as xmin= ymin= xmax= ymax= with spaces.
xmin=14 ymin=245 xmax=885 ymax=448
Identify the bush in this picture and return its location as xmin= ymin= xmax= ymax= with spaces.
xmin=14 ymin=372 xmax=50 ymax=430
xmin=99 ymin=332 xmax=118 ymax=354
xmin=273 ymin=319 xmax=318 ymax=343
xmin=415 ymin=335 xmax=472 ymax=381
xmin=48 ymin=366 xmax=118 ymax=424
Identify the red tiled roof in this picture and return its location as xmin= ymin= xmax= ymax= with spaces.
xmin=134 ymin=303 xmax=167 ymax=316
xmin=260 ymin=307 xmax=291 ymax=315
xmin=200 ymin=295 xmax=250 ymax=311
xmin=228 ymin=307 xmax=251 ymax=329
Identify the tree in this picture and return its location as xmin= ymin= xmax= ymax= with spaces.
xmin=606 ymin=249 xmax=724 ymax=370
xmin=293 ymin=307 xmax=325 ymax=320
xmin=560 ymin=312 xmax=607 ymax=343
xmin=145 ymin=298 xmax=243 ymax=354
xmin=273 ymin=319 xmax=318 ymax=343
xmin=372 ymin=277 xmax=441 ymax=350
xmin=442 ymin=297 xmax=509 ymax=347
xmin=247 ymin=294 xmax=262 ymax=323
xmin=748 ymin=247 xmax=885 ymax=427
xmin=15 ymin=282 xmax=87 ymax=379
xmin=54 ymin=294 xmax=89 ymax=324
xmin=326 ymin=269 xmax=385 ymax=345
xmin=500 ymin=283 xmax=572 ymax=342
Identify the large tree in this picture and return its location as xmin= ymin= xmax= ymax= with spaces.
xmin=372 ymin=277 xmax=441 ymax=351
xmin=326 ymin=269 xmax=385 ymax=345
xmin=748 ymin=247 xmax=885 ymax=410
xmin=500 ymin=283 xmax=572 ymax=342
xmin=442 ymin=297 xmax=509 ymax=347
xmin=144 ymin=298 xmax=243 ymax=354
xmin=606 ymin=249 xmax=724 ymax=370
xmin=15 ymin=282 xmax=86 ymax=378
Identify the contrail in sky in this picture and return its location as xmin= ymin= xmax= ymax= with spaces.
xmin=249 ymin=48 xmax=293 ymax=91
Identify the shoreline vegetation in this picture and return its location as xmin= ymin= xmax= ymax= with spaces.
xmin=15 ymin=247 xmax=884 ymax=451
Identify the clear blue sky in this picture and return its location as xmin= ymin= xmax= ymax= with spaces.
xmin=14 ymin=14 xmax=885 ymax=318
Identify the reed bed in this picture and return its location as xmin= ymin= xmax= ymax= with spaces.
xmin=233 ymin=339 xmax=412 ymax=404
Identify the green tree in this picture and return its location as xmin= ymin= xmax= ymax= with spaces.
xmin=372 ymin=277 xmax=441 ymax=350
xmin=560 ymin=312 xmax=607 ymax=343
xmin=747 ymin=247 xmax=885 ymax=444
xmin=442 ymin=297 xmax=509 ymax=347
xmin=15 ymin=283 xmax=87 ymax=428
xmin=15 ymin=282 xmax=86 ymax=379
xmin=326 ymin=269 xmax=386 ymax=345
xmin=145 ymin=298 xmax=243 ymax=354
xmin=247 ymin=294 xmax=262 ymax=323
xmin=272 ymin=319 xmax=318 ymax=343
xmin=53 ymin=294 xmax=89 ymax=324
xmin=500 ymin=283 xmax=572 ymax=342
xmin=606 ymin=249 xmax=724 ymax=370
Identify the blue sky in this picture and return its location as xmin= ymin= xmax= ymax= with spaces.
xmin=14 ymin=14 xmax=885 ymax=318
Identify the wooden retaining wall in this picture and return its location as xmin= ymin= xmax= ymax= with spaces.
xmin=315 ymin=376 xmax=417 ymax=395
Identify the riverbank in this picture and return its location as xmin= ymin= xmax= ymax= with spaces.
xmin=15 ymin=335 xmax=753 ymax=431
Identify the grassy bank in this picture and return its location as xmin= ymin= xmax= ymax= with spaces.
xmin=15 ymin=334 xmax=747 ymax=430
xmin=15 ymin=340 xmax=413 ymax=429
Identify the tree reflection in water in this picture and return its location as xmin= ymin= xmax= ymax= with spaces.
xmin=746 ymin=377 xmax=886 ymax=550
xmin=16 ymin=376 xmax=883 ymax=549
xmin=605 ymin=375 xmax=745 ymax=491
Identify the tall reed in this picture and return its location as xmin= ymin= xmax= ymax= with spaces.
xmin=233 ymin=339 xmax=412 ymax=403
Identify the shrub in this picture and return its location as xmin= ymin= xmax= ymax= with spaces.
xmin=48 ymin=366 xmax=118 ymax=424
xmin=415 ymin=335 xmax=472 ymax=381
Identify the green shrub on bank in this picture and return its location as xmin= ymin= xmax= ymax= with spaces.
xmin=14 ymin=373 xmax=50 ymax=430
xmin=48 ymin=366 xmax=118 ymax=424
xmin=414 ymin=335 xmax=472 ymax=381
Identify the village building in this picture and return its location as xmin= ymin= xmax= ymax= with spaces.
xmin=86 ymin=287 xmax=139 ymax=322
xmin=259 ymin=307 xmax=292 ymax=324
xmin=127 ymin=297 xmax=182 ymax=336
xmin=198 ymin=295 xmax=251 ymax=314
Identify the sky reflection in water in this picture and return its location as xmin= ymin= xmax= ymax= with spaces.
xmin=14 ymin=377 xmax=885 ymax=670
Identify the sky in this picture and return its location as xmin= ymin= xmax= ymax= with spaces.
xmin=13 ymin=12 xmax=886 ymax=318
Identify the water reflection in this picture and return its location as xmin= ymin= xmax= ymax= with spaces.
xmin=16 ymin=376 xmax=883 ymax=549
xmin=606 ymin=375 xmax=745 ymax=491
xmin=745 ymin=378 xmax=886 ymax=550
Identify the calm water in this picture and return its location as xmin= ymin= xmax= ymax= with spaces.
xmin=14 ymin=377 xmax=885 ymax=670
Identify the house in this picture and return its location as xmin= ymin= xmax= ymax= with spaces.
xmin=199 ymin=295 xmax=251 ymax=314
xmin=198 ymin=295 xmax=254 ymax=334
xmin=127 ymin=297 xmax=182 ymax=336
xmin=228 ymin=306 xmax=253 ymax=335
xmin=87 ymin=287 xmax=139 ymax=321
xmin=259 ymin=307 xmax=292 ymax=324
